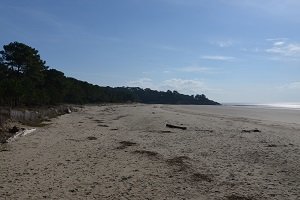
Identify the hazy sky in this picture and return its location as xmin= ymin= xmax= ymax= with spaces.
xmin=1 ymin=0 xmax=300 ymax=103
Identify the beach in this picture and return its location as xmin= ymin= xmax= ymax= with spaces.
xmin=1 ymin=104 xmax=299 ymax=199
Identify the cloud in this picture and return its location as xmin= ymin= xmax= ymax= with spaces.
xmin=273 ymin=41 xmax=285 ymax=46
xmin=217 ymin=40 xmax=233 ymax=48
xmin=241 ymin=47 xmax=261 ymax=53
xmin=161 ymin=78 xmax=208 ymax=94
xmin=128 ymin=78 xmax=157 ymax=89
xmin=266 ymin=42 xmax=300 ymax=57
xmin=201 ymin=55 xmax=235 ymax=61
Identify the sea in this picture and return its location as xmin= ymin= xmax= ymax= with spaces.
xmin=224 ymin=102 xmax=300 ymax=111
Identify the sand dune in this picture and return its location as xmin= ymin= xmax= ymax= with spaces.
xmin=1 ymin=104 xmax=299 ymax=199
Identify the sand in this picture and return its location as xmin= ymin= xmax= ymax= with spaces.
xmin=0 ymin=104 xmax=299 ymax=200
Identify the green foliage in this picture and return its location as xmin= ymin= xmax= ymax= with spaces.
xmin=0 ymin=42 xmax=49 ymax=106
xmin=44 ymin=69 xmax=66 ymax=104
xmin=0 ymin=42 xmax=47 ymax=78
xmin=0 ymin=41 xmax=220 ymax=107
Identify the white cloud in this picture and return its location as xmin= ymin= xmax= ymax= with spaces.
xmin=218 ymin=41 xmax=233 ymax=48
xmin=161 ymin=78 xmax=208 ymax=94
xmin=266 ymin=42 xmax=300 ymax=57
xmin=241 ymin=47 xmax=261 ymax=52
xmin=201 ymin=55 xmax=235 ymax=61
xmin=273 ymin=41 xmax=285 ymax=46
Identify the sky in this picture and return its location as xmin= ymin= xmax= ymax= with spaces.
xmin=0 ymin=0 xmax=300 ymax=103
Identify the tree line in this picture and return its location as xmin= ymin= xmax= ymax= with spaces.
xmin=0 ymin=42 xmax=220 ymax=107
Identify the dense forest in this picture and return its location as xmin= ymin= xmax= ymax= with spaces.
xmin=0 ymin=42 xmax=220 ymax=107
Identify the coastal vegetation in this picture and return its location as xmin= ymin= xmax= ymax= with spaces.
xmin=0 ymin=42 xmax=219 ymax=107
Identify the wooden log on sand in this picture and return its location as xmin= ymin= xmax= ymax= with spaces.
xmin=166 ymin=123 xmax=187 ymax=130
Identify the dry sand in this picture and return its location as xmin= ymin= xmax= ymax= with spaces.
xmin=0 ymin=104 xmax=299 ymax=200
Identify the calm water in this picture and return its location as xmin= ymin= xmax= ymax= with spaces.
xmin=260 ymin=103 xmax=300 ymax=109
xmin=225 ymin=103 xmax=300 ymax=110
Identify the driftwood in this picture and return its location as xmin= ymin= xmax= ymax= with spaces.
xmin=241 ymin=129 xmax=261 ymax=133
xmin=166 ymin=123 xmax=187 ymax=130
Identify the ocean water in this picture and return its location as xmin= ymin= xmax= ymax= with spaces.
xmin=260 ymin=103 xmax=300 ymax=109
xmin=225 ymin=103 xmax=300 ymax=110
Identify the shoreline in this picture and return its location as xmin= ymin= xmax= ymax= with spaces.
xmin=1 ymin=104 xmax=299 ymax=199
xmin=172 ymin=104 xmax=300 ymax=126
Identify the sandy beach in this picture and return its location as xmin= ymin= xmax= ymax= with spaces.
xmin=1 ymin=104 xmax=299 ymax=200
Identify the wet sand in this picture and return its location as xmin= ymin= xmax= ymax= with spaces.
xmin=1 ymin=104 xmax=299 ymax=199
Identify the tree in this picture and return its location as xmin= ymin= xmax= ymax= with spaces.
xmin=0 ymin=42 xmax=48 ymax=106
xmin=44 ymin=69 xmax=66 ymax=104
xmin=0 ymin=42 xmax=48 ymax=77
xmin=0 ymin=63 xmax=7 ymax=80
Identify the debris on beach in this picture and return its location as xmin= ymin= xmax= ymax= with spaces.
xmin=98 ymin=124 xmax=109 ymax=127
xmin=0 ymin=105 xmax=77 ymax=143
xmin=241 ymin=129 xmax=261 ymax=133
xmin=94 ymin=119 xmax=104 ymax=123
xmin=87 ymin=136 xmax=98 ymax=140
xmin=9 ymin=126 xmax=20 ymax=133
xmin=65 ymin=107 xmax=72 ymax=114
xmin=166 ymin=123 xmax=187 ymax=130
xmin=160 ymin=130 xmax=173 ymax=133
xmin=7 ymin=128 xmax=36 ymax=142
xmin=22 ymin=128 xmax=36 ymax=136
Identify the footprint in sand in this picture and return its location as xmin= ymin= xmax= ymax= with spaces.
xmin=116 ymin=141 xmax=137 ymax=149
